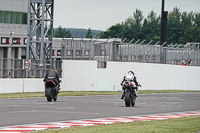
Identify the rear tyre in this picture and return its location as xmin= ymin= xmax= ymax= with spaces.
xmin=46 ymin=88 xmax=52 ymax=102
xmin=125 ymin=91 xmax=131 ymax=107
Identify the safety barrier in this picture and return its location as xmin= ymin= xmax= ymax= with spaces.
xmin=0 ymin=60 xmax=200 ymax=94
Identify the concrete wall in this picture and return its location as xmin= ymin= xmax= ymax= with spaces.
xmin=0 ymin=60 xmax=200 ymax=94
xmin=0 ymin=78 xmax=44 ymax=93
xmin=61 ymin=60 xmax=200 ymax=91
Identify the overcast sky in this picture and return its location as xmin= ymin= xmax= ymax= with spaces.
xmin=54 ymin=0 xmax=200 ymax=31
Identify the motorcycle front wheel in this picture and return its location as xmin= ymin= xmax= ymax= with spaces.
xmin=125 ymin=91 xmax=131 ymax=107
xmin=46 ymin=88 xmax=52 ymax=102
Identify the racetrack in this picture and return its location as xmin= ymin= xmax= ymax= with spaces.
xmin=0 ymin=92 xmax=200 ymax=128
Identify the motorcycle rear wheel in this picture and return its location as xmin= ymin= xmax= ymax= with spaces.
xmin=46 ymin=88 xmax=52 ymax=102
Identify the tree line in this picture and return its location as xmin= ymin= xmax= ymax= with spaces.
xmin=98 ymin=7 xmax=200 ymax=45
xmin=53 ymin=27 xmax=95 ymax=38
xmin=54 ymin=7 xmax=200 ymax=45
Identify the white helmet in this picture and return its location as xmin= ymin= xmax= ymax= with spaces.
xmin=128 ymin=71 xmax=134 ymax=76
xmin=125 ymin=71 xmax=134 ymax=80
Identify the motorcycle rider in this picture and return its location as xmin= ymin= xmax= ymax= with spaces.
xmin=43 ymin=67 xmax=61 ymax=93
xmin=121 ymin=71 xmax=140 ymax=99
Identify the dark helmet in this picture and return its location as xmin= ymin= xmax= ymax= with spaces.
xmin=51 ymin=67 xmax=57 ymax=72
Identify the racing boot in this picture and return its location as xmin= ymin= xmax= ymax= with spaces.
xmin=45 ymin=86 xmax=47 ymax=97
xmin=55 ymin=84 xmax=60 ymax=93
xmin=121 ymin=91 xmax=125 ymax=99
xmin=134 ymin=90 xmax=138 ymax=97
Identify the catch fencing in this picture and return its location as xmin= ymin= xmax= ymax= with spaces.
xmin=61 ymin=38 xmax=200 ymax=66
xmin=61 ymin=38 xmax=120 ymax=68
xmin=1 ymin=39 xmax=200 ymax=78
xmin=119 ymin=42 xmax=200 ymax=66
xmin=118 ymin=41 xmax=161 ymax=63
xmin=0 ymin=58 xmax=62 ymax=78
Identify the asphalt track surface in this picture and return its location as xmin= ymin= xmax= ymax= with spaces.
xmin=0 ymin=92 xmax=200 ymax=128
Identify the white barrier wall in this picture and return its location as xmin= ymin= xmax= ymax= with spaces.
xmin=0 ymin=79 xmax=24 ymax=93
xmin=0 ymin=60 xmax=200 ymax=94
xmin=0 ymin=79 xmax=44 ymax=93
xmin=62 ymin=60 xmax=200 ymax=91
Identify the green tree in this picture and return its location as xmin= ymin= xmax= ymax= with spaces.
xmin=140 ymin=10 xmax=160 ymax=42
xmin=85 ymin=28 xmax=93 ymax=38
xmin=97 ymin=31 xmax=106 ymax=38
xmin=97 ymin=23 xmax=123 ymax=39
xmin=133 ymin=9 xmax=144 ymax=35
xmin=140 ymin=18 xmax=151 ymax=41
xmin=122 ymin=17 xmax=135 ymax=42
xmin=122 ymin=9 xmax=144 ymax=41
xmin=54 ymin=26 xmax=72 ymax=38
xmin=97 ymin=7 xmax=200 ymax=44
xmin=184 ymin=26 xmax=199 ymax=42
xmin=147 ymin=10 xmax=160 ymax=42
xmin=121 ymin=24 xmax=136 ymax=42
xmin=167 ymin=7 xmax=182 ymax=44
xmin=107 ymin=23 xmax=123 ymax=38
xmin=193 ymin=12 xmax=200 ymax=42
xmin=180 ymin=11 xmax=194 ymax=43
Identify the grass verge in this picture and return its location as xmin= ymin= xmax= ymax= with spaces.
xmin=36 ymin=115 xmax=200 ymax=133
xmin=0 ymin=90 xmax=199 ymax=99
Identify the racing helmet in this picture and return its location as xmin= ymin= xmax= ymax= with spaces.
xmin=125 ymin=71 xmax=134 ymax=80
xmin=128 ymin=71 xmax=134 ymax=76
xmin=51 ymin=67 xmax=57 ymax=72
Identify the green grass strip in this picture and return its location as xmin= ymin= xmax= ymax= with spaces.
xmin=0 ymin=90 xmax=199 ymax=99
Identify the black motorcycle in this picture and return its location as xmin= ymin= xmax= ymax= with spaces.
xmin=122 ymin=80 xmax=138 ymax=107
xmin=45 ymin=79 xmax=60 ymax=102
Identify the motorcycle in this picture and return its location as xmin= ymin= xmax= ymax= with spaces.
xmin=121 ymin=80 xmax=140 ymax=107
xmin=45 ymin=79 xmax=60 ymax=102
